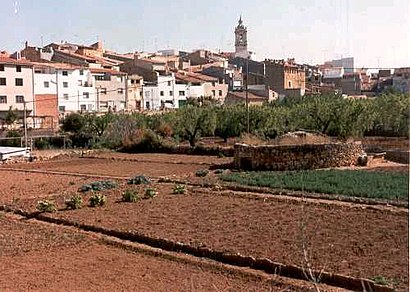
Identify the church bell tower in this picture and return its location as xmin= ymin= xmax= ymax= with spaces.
xmin=234 ymin=16 xmax=249 ymax=58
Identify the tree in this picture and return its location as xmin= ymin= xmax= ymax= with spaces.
xmin=215 ymin=105 xmax=245 ymax=142
xmin=5 ymin=106 xmax=18 ymax=126
xmin=175 ymin=105 xmax=217 ymax=146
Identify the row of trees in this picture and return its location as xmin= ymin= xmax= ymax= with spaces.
xmin=61 ymin=93 xmax=409 ymax=149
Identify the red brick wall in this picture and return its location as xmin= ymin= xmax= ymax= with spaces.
xmin=35 ymin=94 xmax=58 ymax=129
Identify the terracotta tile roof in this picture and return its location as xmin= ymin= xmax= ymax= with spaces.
xmin=175 ymin=71 xmax=218 ymax=83
xmin=55 ymin=49 xmax=96 ymax=62
xmin=31 ymin=61 xmax=84 ymax=70
xmin=90 ymin=68 xmax=126 ymax=75
xmin=227 ymin=91 xmax=267 ymax=101
xmin=0 ymin=56 xmax=33 ymax=66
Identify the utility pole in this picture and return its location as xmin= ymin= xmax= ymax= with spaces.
xmin=23 ymin=100 xmax=28 ymax=149
xmin=245 ymin=56 xmax=250 ymax=133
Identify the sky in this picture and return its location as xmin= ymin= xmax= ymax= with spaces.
xmin=1 ymin=0 xmax=409 ymax=68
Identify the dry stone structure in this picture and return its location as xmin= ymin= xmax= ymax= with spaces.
xmin=234 ymin=142 xmax=364 ymax=171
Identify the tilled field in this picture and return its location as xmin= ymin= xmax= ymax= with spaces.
xmin=10 ymin=182 xmax=408 ymax=290
xmin=1 ymin=215 xmax=333 ymax=292
xmin=1 ymin=154 xmax=408 ymax=291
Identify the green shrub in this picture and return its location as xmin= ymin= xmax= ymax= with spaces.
xmin=195 ymin=169 xmax=209 ymax=177
xmin=144 ymin=188 xmax=158 ymax=199
xmin=36 ymin=200 xmax=57 ymax=213
xmin=79 ymin=180 xmax=117 ymax=192
xmin=122 ymin=189 xmax=140 ymax=202
xmin=173 ymin=184 xmax=186 ymax=194
xmin=127 ymin=175 xmax=151 ymax=185
xmin=89 ymin=193 xmax=107 ymax=207
xmin=65 ymin=195 xmax=83 ymax=210
xmin=371 ymin=276 xmax=389 ymax=286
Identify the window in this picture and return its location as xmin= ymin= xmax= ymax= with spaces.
xmin=288 ymin=81 xmax=292 ymax=87
xmin=0 ymin=78 xmax=6 ymax=86
xmin=80 ymin=104 xmax=87 ymax=111
xmin=44 ymin=81 xmax=49 ymax=88
xmin=15 ymin=78 xmax=23 ymax=86
xmin=59 ymin=106 xmax=66 ymax=112
xmin=63 ymin=82 xmax=68 ymax=88
xmin=78 ymin=80 xmax=83 ymax=86
xmin=219 ymin=90 xmax=223 ymax=96
xmin=15 ymin=95 xmax=24 ymax=103
xmin=63 ymin=94 xmax=69 ymax=100
xmin=62 ymin=71 xmax=68 ymax=76
xmin=118 ymin=88 xmax=124 ymax=94
xmin=178 ymin=91 xmax=185 ymax=96
xmin=167 ymin=81 xmax=171 ymax=86
xmin=169 ymin=91 xmax=173 ymax=96
xmin=83 ymin=92 xmax=89 ymax=99
xmin=212 ymin=90 xmax=215 ymax=96
xmin=0 ymin=96 xmax=7 ymax=103
xmin=0 ymin=64 xmax=4 ymax=71
xmin=79 ymin=70 xmax=84 ymax=76
xmin=16 ymin=65 xmax=21 ymax=72
xmin=160 ymin=91 xmax=164 ymax=96
xmin=101 ymin=88 xmax=107 ymax=94
xmin=145 ymin=101 xmax=150 ymax=109
xmin=95 ymin=75 xmax=105 ymax=81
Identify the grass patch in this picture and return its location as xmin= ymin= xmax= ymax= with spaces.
xmin=220 ymin=169 xmax=409 ymax=200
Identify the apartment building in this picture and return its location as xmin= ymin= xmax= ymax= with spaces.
xmin=0 ymin=56 xmax=34 ymax=124
xmin=33 ymin=63 xmax=96 ymax=116
xmin=91 ymin=68 xmax=127 ymax=112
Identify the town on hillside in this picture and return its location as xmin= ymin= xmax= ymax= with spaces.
xmin=0 ymin=17 xmax=408 ymax=131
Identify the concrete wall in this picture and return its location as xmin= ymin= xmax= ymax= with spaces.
xmin=234 ymin=142 xmax=363 ymax=171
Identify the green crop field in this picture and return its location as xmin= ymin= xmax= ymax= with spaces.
xmin=220 ymin=169 xmax=409 ymax=200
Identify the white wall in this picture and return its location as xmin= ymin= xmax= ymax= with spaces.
xmin=0 ymin=64 xmax=34 ymax=112
xmin=57 ymin=69 xmax=96 ymax=113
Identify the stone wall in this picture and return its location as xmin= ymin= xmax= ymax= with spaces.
xmin=234 ymin=142 xmax=364 ymax=171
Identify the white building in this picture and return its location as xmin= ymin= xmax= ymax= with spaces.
xmin=143 ymin=73 xmax=188 ymax=110
xmin=33 ymin=63 xmax=96 ymax=115
xmin=56 ymin=66 xmax=96 ymax=114
xmin=0 ymin=56 xmax=34 ymax=118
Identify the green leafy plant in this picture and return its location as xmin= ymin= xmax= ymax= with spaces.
xmin=122 ymin=189 xmax=140 ymax=202
xmin=173 ymin=184 xmax=186 ymax=194
xmin=79 ymin=180 xmax=117 ymax=192
xmin=89 ymin=193 xmax=107 ymax=207
xmin=144 ymin=188 xmax=158 ymax=199
xmin=195 ymin=169 xmax=209 ymax=177
xmin=65 ymin=195 xmax=83 ymax=210
xmin=127 ymin=175 xmax=151 ymax=185
xmin=371 ymin=276 xmax=389 ymax=286
xmin=36 ymin=200 xmax=57 ymax=213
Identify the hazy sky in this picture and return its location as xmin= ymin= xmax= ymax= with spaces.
xmin=2 ymin=0 xmax=409 ymax=68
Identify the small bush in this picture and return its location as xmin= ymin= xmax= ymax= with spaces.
xmin=144 ymin=188 xmax=158 ymax=199
xmin=89 ymin=193 xmax=107 ymax=207
xmin=195 ymin=169 xmax=209 ymax=177
xmin=65 ymin=195 xmax=83 ymax=210
xmin=122 ymin=189 xmax=140 ymax=202
xmin=79 ymin=180 xmax=117 ymax=192
xmin=371 ymin=276 xmax=389 ymax=286
xmin=214 ymin=169 xmax=224 ymax=174
xmin=173 ymin=184 xmax=186 ymax=194
xmin=127 ymin=175 xmax=151 ymax=185
xmin=37 ymin=200 xmax=57 ymax=213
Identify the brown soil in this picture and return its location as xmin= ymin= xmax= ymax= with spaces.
xmin=6 ymin=157 xmax=213 ymax=178
xmin=1 ymin=154 xmax=408 ymax=290
xmin=12 ymin=182 xmax=406 ymax=290
xmin=0 ymin=215 xmax=340 ymax=292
